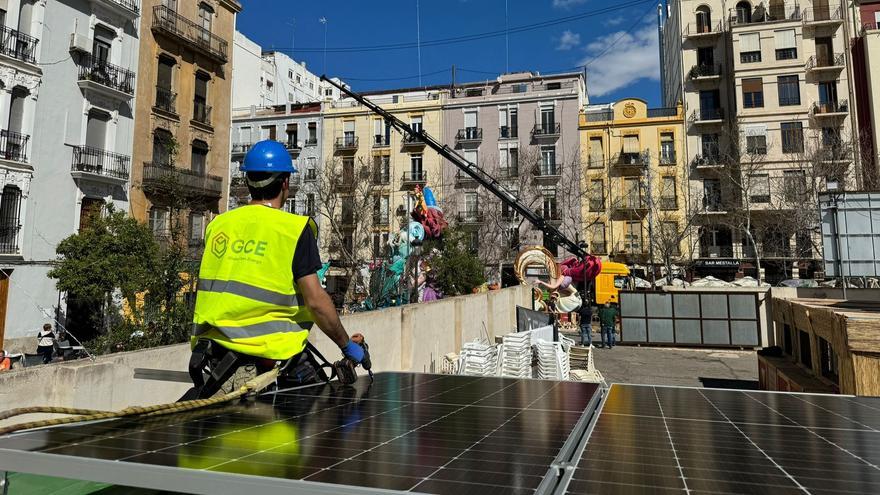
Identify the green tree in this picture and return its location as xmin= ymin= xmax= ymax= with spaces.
xmin=425 ymin=227 xmax=486 ymax=296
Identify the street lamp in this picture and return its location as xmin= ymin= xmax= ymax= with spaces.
xmin=825 ymin=178 xmax=846 ymax=300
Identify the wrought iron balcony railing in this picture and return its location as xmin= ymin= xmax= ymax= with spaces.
xmin=691 ymin=108 xmax=724 ymax=122
xmin=334 ymin=136 xmax=358 ymax=150
xmin=71 ymin=146 xmax=131 ymax=180
xmin=402 ymin=171 xmax=428 ymax=184
xmin=683 ymin=21 xmax=723 ymax=37
xmin=77 ymin=55 xmax=136 ymax=96
xmin=142 ymin=163 xmax=223 ymax=198
xmin=532 ymin=122 xmax=561 ymax=138
xmin=97 ymin=0 xmax=140 ymax=16
xmin=152 ymin=5 xmax=228 ymax=62
xmin=0 ymin=129 xmax=29 ymax=163
xmin=193 ymin=101 xmax=212 ymax=126
xmin=373 ymin=135 xmax=390 ymax=147
xmin=402 ymin=133 xmax=425 ymax=146
xmin=0 ymin=26 xmax=38 ymax=64
xmin=0 ymin=224 xmax=20 ymax=254
xmin=456 ymin=127 xmax=482 ymax=142
xmin=689 ymin=64 xmax=721 ymax=79
xmin=811 ymin=99 xmax=848 ymax=116
xmin=806 ymin=53 xmax=844 ymax=71
xmin=803 ymin=7 xmax=842 ymax=24
xmin=499 ymin=126 xmax=518 ymax=139
xmin=457 ymin=209 xmax=485 ymax=224
xmin=154 ymin=86 xmax=177 ymax=114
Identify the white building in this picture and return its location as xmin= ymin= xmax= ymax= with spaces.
xmin=2 ymin=0 xmax=140 ymax=345
xmin=231 ymin=31 xmax=344 ymax=109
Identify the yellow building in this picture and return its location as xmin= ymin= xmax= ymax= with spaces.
xmin=579 ymin=99 xmax=691 ymax=273
xmin=130 ymin=0 xmax=241 ymax=245
xmin=321 ymin=87 xmax=446 ymax=261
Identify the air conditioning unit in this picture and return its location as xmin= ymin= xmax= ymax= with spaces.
xmin=69 ymin=33 xmax=92 ymax=54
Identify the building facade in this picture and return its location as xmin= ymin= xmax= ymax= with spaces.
xmin=441 ymin=71 xmax=587 ymax=281
xmin=0 ymin=0 xmax=47 ymax=342
xmin=660 ymin=0 xmax=860 ymax=284
xmin=129 ymin=0 xmax=240 ymax=250
xmin=229 ymin=102 xmax=324 ymax=221
xmin=853 ymin=1 xmax=880 ymax=177
xmin=580 ymin=99 xmax=691 ymax=275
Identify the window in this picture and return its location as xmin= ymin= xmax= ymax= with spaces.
xmin=191 ymin=140 xmax=208 ymax=175
xmin=546 ymin=82 xmax=561 ymax=90
xmin=540 ymin=145 xmax=556 ymax=175
xmin=343 ymin=120 xmax=355 ymax=145
xmin=589 ymin=179 xmax=604 ymax=211
xmin=749 ymin=174 xmax=770 ymax=203
xmin=373 ymin=195 xmax=389 ymax=224
xmin=288 ymin=93 xmax=294 ymax=102
xmin=625 ymin=222 xmax=642 ymax=253
xmin=8 ymin=86 xmax=27 ymax=136
xmin=467 ymin=231 xmax=479 ymax=254
xmin=505 ymin=226 xmax=520 ymax=250
xmin=512 ymin=83 xmax=527 ymax=93
xmin=342 ymin=157 xmax=354 ymax=185
xmin=624 ymin=178 xmax=641 ymax=208
xmin=286 ymin=123 xmax=298 ymax=147
xmin=463 ymin=149 xmax=478 ymax=167
xmin=735 ymin=1 xmax=752 ymax=24
xmin=306 ymin=193 xmax=315 ymax=216
xmin=781 ymin=122 xmax=804 ymax=153
xmin=410 ymin=154 xmax=423 ymax=178
xmin=662 ymin=222 xmax=680 ymax=255
xmin=742 ymin=78 xmax=764 ymax=108
xmin=18 ymin=0 xmax=34 ymax=36
xmin=701 ymin=134 xmax=719 ymax=160
xmin=149 ymin=207 xmax=169 ymax=236
xmin=190 ymin=212 xmax=205 ymax=244
xmin=660 ymin=132 xmax=675 ymax=164
xmin=305 ymin=157 xmax=317 ymax=180
xmin=499 ymin=107 xmax=518 ymax=138
xmin=815 ymin=36 xmax=834 ymax=66
xmin=372 ymin=232 xmax=390 ymax=258
xmin=783 ymin=170 xmax=806 ymax=202
xmin=194 ymin=72 xmax=210 ymax=124
xmin=463 ymin=110 xmax=478 ymax=138
xmin=198 ymin=3 xmax=213 ymax=33
xmin=695 ymin=6 xmax=712 ymax=33
xmin=775 ymin=29 xmax=797 ymax=60
xmin=703 ymin=179 xmax=722 ymax=210
xmin=465 ymin=88 xmax=483 ymax=97
xmin=542 ymin=191 xmax=558 ymax=220
xmin=261 ymin=125 xmax=276 ymax=141
xmin=590 ymin=224 xmax=606 ymax=254
xmin=92 ymin=25 xmax=114 ymax=64
xmin=500 ymin=147 xmax=518 ymax=177
xmin=783 ymin=324 xmax=793 ymax=355
xmin=85 ymin=109 xmax=110 ymax=150
xmin=325 ymin=88 xmax=332 ymax=97
xmin=777 ymin=75 xmax=800 ymax=106
xmin=740 ymin=33 xmax=761 ymax=63
xmin=410 ymin=115 xmax=423 ymax=133
xmin=819 ymin=337 xmax=839 ymax=384
xmin=152 ymin=129 xmax=173 ymax=165
xmin=374 ymin=155 xmax=390 ymax=183
xmin=588 ymin=137 xmax=603 ymax=168
xmin=745 ymin=125 xmax=767 ymax=155
xmin=540 ymin=106 xmax=556 ymax=132
xmin=699 ymin=89 xmax=720 ymax=119
xmin=818 ymin=81 xmax=839 ymax=106
xmin=697 ymin=46 xmax=714 ymax=67
xmin=502 ymin=190 xmax=520 ymax=221
xmin=285 ymin=197 xmax=296 ymax=214
xmin=464 ymin=192 xmax=479 ymax=219
xmin=660 ymin=176 xmax=677 ymax=209
xmin=799 ymin=330 xmax=812 ymax=369
xmin=79 ymin=198 xmax=103 ymax=232
xmin=622 ymin=134 xmax=640 ymax=160
xmin=0 ymin=185 xmax=21 ymax=251
xmin=307 ymin=122 xmax=317 ymax=144
xmin=288 ymin=69 xmax=293 ymax=79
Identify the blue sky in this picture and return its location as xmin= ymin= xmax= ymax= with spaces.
xmin=236 ymin=0 xmax=663 ymax=106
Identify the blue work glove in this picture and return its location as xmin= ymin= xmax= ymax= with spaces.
xmin=341 ymin=339 xmax=364 ymax=364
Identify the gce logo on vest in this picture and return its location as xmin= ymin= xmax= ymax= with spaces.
xmin=212 ymin=232 xmax=267 ymax=258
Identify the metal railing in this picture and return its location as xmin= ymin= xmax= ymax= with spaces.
xmin=402 ymin=133 xmax=424 ymax=145
xmin=683 ymin=21 xmax=723 ymax=36
xmin=584 ymin=111 xmax=613 ymax=122
xmin=193 ymin=101 xmax=212 ymax=125
xmin=0 ymin=26 xmax=38 ymax=64
xmin=589 ymin=200 xmax=605 ymax=212
xmin=702 ymin=198 xmax=727 ymax=212
xmin=614 ymin=152 xmax=644 ymax=167
xmin=803 ymin=6 xmax=842 ymax=24
xmin=818 ymin=146 xmax=851 ymax=162
xmin=500 ymin=167 xmax=519 ymax=178
xmin=0 ymin=129 xmax=29 ymax=163
xmin=532 ymin=122 xmax=561 ymax=138
xmin=647 ymin=107 xmax=679 ymax=118
xmin=77 ymin=55 xmax=136 ymax=95
xmin=154 ymin=86 xmax=177 ymax=114
xmin=457 ymin=209 xmax=485 ymax=224
xmin=97 ymin=0 xmax=140 ymax=15
xmin=700 ymin=245 xmax=734 ymax=258
xmin=0 ymin=225 xmax=20 ymax=254
xmin=499 ymin=126 xmax=518 ymax=139
xmin=456 ymin=127 xmax=482 ymax=142
xmin=660 ymin=152 xmax=677 ymax=165
xmin=281 ymin=140 xmax=301 ymax=151
xmin=334 ymin=136 xmax=358 ymax=150
xmin=372 ymin=170 xmax=391 ymax=185
xmin=691 ymin=108 xmax=724 ymax=122
xmin=231 ymin=142 xmax=251 ymax=154
xmin=402 ymin=171 xmax=427 ymax=183
xmin=152 ymin=5 xmax=228 ymax=62
xmin=372 ymin=135 xmax=390 ymax=147
xmin=142 ymin=163 xmax=223 ymax=198
xmin=456 ymin=171 xmax=478 ymax=184
xmin=591 ymin=243 xmax=607 ymax=255
xmin=372 ymin=213 xmax=390 ymax=226
xmin=812 ymin=99 xmax=848 ymax=116
xmin=659 ymin=196 xmax=678 ymax=209
xmin=536 ymin=163 xmax=561 ymax=177
xmin=729 ymin=3 xmax=803 ymax=26
xmin=692 ymin=153 xmax=722 ymax=167
xmin=690 ymin=64 xmax=721 ymax=79
xmin=806 ymin=53 xmax=844 ymax=70
xmin=304 ymin=136 xmax=318 ymax=146
xmin=71 ymin=146 xmax=131 ymax=180
xmin=776 ymin=47 xmax=798 ymax=60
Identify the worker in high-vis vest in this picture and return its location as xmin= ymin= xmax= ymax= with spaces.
xmin=182 ymin=140 xmax=364 ymax=400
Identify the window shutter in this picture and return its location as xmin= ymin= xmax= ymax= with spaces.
xmin=343 ymin=120 xmax=355 ymax=132
xmin=742 ymin=78 xmax=763 ymax=93
xmin=464 ymin=111 xmax=477 ymax=128
xmin=740 ymin=33 xmax=760 ymax=52
xmin=744 ymin=124 xmax=767 ymax=137
xmin=623 ymin=135 xmax=639 ymax=154
xmin=774 ymin=29 xmax=796 ymax=49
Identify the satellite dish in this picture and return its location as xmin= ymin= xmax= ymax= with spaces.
xmin=297 ymin=140 xmax=304 ymax=148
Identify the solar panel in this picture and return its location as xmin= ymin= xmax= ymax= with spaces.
xmin=562 ymin=384 xmax=880 ymax=495
xmin=0 ymin=372 xmax=602 ymax=495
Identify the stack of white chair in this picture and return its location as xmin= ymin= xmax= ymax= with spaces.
xmin=499 ymin=332 xmax=532 ymax=378
xmin=441 ymin=353 xmax=459 ymax=375
xmin=536 ymin=337 xmax=572 ymax=381
xmin=458 ymin=341 xmax=499 ymax=376
xmin=569 ymin=345 xmax=606 ymax=386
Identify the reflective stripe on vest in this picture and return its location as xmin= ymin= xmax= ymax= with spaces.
xmin=197 ymin=278 xmax=303 ymax=307
xmin=193 ymin=320 xmax=312 ymax=339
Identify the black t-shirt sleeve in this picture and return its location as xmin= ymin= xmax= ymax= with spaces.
xmin=292 ymin=221 xmax=323 ymax=281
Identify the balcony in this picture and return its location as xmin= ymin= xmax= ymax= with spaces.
xmin=372 ymin=135 xmax=391 ymax=148
xmin=690 ymin=108 xmax=724 ymax=125
xmin=142 ymin=163 xmax=223 ymax=199
xmin=304 ymin=136 xmax=318 ymax=147
xmin=701 ymin=198 xmax=728 ymax=214
xmin=401 ymin=133 xmax=425 ymax=148
xmin=692 ymin=153 xmax=723 ymax=170
xmin=729 ymin=4 xmax=802 ymax=26
xmin=811 ymin=100 xmax=848 ymax=119
xmin=0 ymin=26 xmax=38 ymax=65
xmin=456 ymin=170 xmax=478 ymax=186
xmin=660 ymin=152 xmax=677 ymax=165
xmin=818 ymin=146 xmax=851 ymax=163
xmin=803 ymin=7 xmax=842 ymax=27
xmin=613 ymin=153 xmax=645 ymax=172
xmin=333 ymin=173 xmax=356 ymax=191
xmin=700 ymin=245 xmax=734 ymax=258
xmin=372 ymin=213 xmax=390 ymax=227
xmin=94 ymin=0 xmax=140 ymax=18
xmin=689 ymin=64 xmax=721 ymax=81
xmin=0 ymin=224 xmax=20 ymax=255
xmin=805 ymin=53 xmax=844 ymax=74
xmin=0 ymin=129 xmax=29 ymax=164
xmin=535 ymin=163 xmax=561 ymax=182
xmin=372 ymin=170 xmax=391 ymax=186
xmin=682 ymin=22 xmax=723 ymax=39
xmin=231 ymin=142 xmax=251 ymax=157
xmin=659 ymin=196 xmax=678 ymax=210
xmin=456 ymin=209 xmax=485 ymax=225
xmin=70 ymin=146 xmax=130 ymax=183
xmin=334 ymin=136 xmax=358 ymax=152
xmin=77 ymin=55 xmax=136 ymax=100
xmin=614 ymin=244 xmax=649 ymax=261
xmin=152 ymin=5 xmax=228 ymax=63
xmin=499 ymin=126 xmax=518 ymax=140
xmin=588 ymin=199 xmax=605 ymax=212
xmin=541 ymin=212 xmax=562 ymax=226
xmin=532 ymin=122 xmax=561 ymax=139
xmin=402 ymin=170 xmax=427 ymax=186
xmin=591 ymin=242 xmax=607 ymax=255
xmin=456 ymin=127 xmax=482 ymax=144
xmin=192 ymin=101 xmax=212 ymax=127
xmin=154 ymin=86 xmax=177 ymax=115
xmin=500 ymin=167 xmax=519 ymax=179
xmin=281 ymin=140 xmax=301 ymax=154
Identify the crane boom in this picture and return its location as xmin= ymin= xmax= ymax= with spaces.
xmin=320 ymin=76 xmax=588 ymax=260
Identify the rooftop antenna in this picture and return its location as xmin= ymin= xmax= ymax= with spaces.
xmin=505 ymin=0 xmax=509 ymax=73
xmin=286 ymin=17 xmax=295 ymax=60
xmin=320 ymin=17 xmax=328 ymax=75
xmin=416 ymin=0 xmax=423 ymax=86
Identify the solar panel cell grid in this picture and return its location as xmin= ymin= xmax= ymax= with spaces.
xmin=565 ymin=384 xmax=880 ymax=495
xmin=0 ymin=373 xmax=601 ymax=495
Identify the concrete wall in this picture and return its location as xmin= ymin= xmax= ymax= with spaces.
xmin=0 ymin=285 xmax=531 ymax=427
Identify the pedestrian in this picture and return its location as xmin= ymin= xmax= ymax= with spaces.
xmin=36 ymin=323 xmax=56 ymax=364
xmin=0 ymin=350 xmax=11 ymax=371
xmin=578 ymin=301 xmax=593 ymax=347
xmin=598 ymin=302 xmax=618 ymax=349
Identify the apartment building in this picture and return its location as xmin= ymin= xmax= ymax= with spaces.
xmin=580 ymin=99 xmax=691 ymax=273
xmin=129 ymin=0 xmax=240 ymax=249
xmin=232 ymin=31 xmax=343 ymax=108
xmin=441 ymin=71 xmax=586 ymax=279
xmin=853 ymin=1 xmax=880 ymax=174
xmin=659 ymin=0 xmax=859 ymax=283
xmin=0 ymin=0 xmax=46 ymax=343
xmin=229 ymin=102 xmax=323 ymax=221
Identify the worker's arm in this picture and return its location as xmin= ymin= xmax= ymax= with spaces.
xmin=297 ymin=273 xmax=349 ymax=348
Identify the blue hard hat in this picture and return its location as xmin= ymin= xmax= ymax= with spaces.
xmin=240 ymin=140 xmax=296 ymax=173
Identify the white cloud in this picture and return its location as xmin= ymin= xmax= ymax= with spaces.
xmin=556 ymin=30 xmax=581 ymax=50
xmin=579 ymin=24 xmax=660 ymax=97
xmin=604 ymin=16 xmax=625 ymax=26
xmin=553 ymin=0 xmax=588 ymax=9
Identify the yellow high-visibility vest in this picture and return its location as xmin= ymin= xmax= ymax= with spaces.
xmin=192 ymin=205 xmax=317 ymax=360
